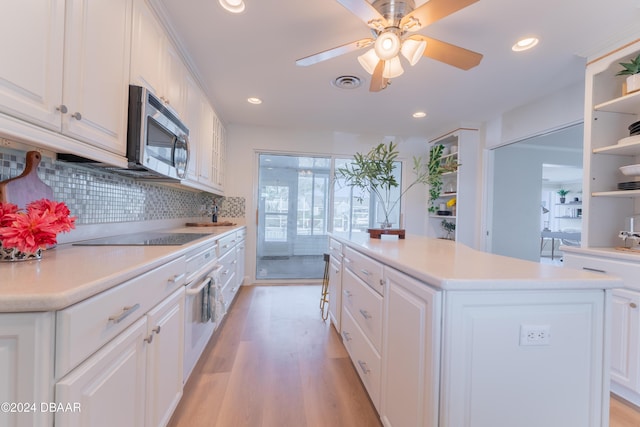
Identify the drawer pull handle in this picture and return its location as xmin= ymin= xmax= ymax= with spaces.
xmin=360 ymin=269 xmax=371 ymax=276
xmin=71 ymin=112 xmax=82 ymax=120
xmin=56 ymin=104 xmax=68 ymax=113
xmin=357 ymin=360 xmax=370 ymax=374
xmin=359 ymin=309 xmax=372 ymax=320
xmin=144 ymin=333 xmax=154 ymax=344
xmin=631 ymin=303 xmax=638 ymax=309
xmin=342 ymin=331 xmax=352 ymax=342
xmin=334 ymin=268 xmax=340 ymax=274
xmin=152 ymin=325 xmax=161 ymax=334
xmin=108 ymin=304 xmax=140 ymax=324
xmin=379 ymin=279 xmax=384 ymax=287
xmin=582 ymin=267 xmax=606 ymax=274
xmin=168 ymin=273 xmax=186 ymax=284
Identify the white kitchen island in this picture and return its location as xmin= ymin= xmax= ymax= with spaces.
xmin=329 ymin=233 xmax=620 ymax=427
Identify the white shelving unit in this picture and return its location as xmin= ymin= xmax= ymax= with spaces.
xmin=426 ymin=128 xmax=480 ymax=247
xmin=582 ymin=41 xmax=640 ymax=248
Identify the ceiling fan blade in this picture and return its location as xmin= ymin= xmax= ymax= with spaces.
xmin=296 ymin=38 xmax=373 ymax=67
xmin=412 ymin=35 xmax=483 ymax=70
xmin=401 ymin=0 xmax=479 ymax=32
xmin=369 ymin=60 xmax=388 ymax=92
xmin=336 ymin=0 xmax=386 ymax=27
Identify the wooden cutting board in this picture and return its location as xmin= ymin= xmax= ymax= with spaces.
xmin=0 ymin=151 xmax=54 ymax=208
xmin=185 ymin=221 xmax=236 ymax=227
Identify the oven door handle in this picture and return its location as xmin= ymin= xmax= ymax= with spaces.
xmin=185 ymin=265 xmax=223 ymax=295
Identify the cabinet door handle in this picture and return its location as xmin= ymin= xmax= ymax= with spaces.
xmin=152 ymin=325 xmax=161 ymax=334
xmin=56 ymin=104 xmax=68 ymax=114
xmin=379 ymin=279 xmax=384 ymax=287
xmin=341 ymin=331 xmax=352 ymax=342
xmin=168 ymin=273 xmax=185 ymax=284
xmin=71 ymin=112 xmax=82 ymax=120
xmin=582 ymin=267 xmax=606 ymax=274
xmin=357 ymin=360 xmax=371 ymax=374
xmin=631 ymin=303 xmax=638 ymax=309
xmin=359 ymin=309 xmax=372 ymax=320
xmin=144 ymin=333 xmax=154 ymax=344
xmin=108 ymin=304 xmax=140 ymax=324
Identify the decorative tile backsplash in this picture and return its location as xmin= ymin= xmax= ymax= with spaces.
xmin=0 ymin=147 xmax=245 ymax=224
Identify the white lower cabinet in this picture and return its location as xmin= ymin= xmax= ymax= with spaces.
xmin=564 ymin=250 xmax=640 ymax=405
xmin=381 ymin=267 xmax=441 ymax=427
xmin=55 ymin=317 xmax=147 ymax=427
xmin=56 ymin=287 xmax=185 ymax=427
xmin=611 ymin=288 xmax=640 ymax=391
xmin=328 ymin=255 xmax=342 ymax=330
xmin=0 ymin=312 xmax=55 ymax=427
xmin=144 ymin=287 xmax=185 ymax=427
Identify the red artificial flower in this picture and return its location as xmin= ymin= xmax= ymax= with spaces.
xmin=0 ymin=199 xmax=76 ymax=254
xmin=0 ymin=202 xmax=19 ymax=227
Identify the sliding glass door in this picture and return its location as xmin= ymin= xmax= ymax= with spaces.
xmin=256 ymin=154 xmax=330 ymax=280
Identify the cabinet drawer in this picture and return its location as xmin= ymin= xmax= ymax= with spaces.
xmin=341 ymin=307 xmax=381 ymax=411
xmin=55 ymin=256 xmax=186 ymax=378
xmin=218 ymin=232 xmax=237 ymax=257
xmin=328 ymin=238 xmax=343 ymax=259
xmin=218 ymin=246 xmax=237 ymax=283
xmin=236 ymin=227 xmax=247 ymax=241
xmin=343 ymin=268 xmax=383 ymax=352
xmin=564 ymin=253 xmax=639 ymax=290
xmin=343 ymin=246 xmax=384 ymax=295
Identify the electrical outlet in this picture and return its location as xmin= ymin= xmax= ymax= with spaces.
xmin=520 ymin=324 xmax=551 ymax=346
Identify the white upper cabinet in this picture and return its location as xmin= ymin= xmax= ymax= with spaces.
xmin=0 ymin=0 xmax=132 ymax=156
xmin=130 ymin=0 xmax=187 ymax=119
xmin=0 ymin=0 xmax=64 ymax=131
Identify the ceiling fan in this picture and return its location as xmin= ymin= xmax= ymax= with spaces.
xmin=296 ymin=0 xmax=483 ymax=92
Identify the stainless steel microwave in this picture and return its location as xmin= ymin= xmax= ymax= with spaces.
xmin=56 ymin=85 xmax=190 ymax=181
xmin=125 ymin=85 xmax=190 ymax=180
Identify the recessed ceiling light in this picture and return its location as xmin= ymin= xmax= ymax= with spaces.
xmin=512 ymin=37 xmax=539 ymax=52
xmin=247 ymin=97 xmax=262 ymax=105
xmin=219 ymin=0 xmax=245 ymax=13
xmin=413 ymin=111 xmax=427 ymax=118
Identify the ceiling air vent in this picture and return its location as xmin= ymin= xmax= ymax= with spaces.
xmin=332 ymin=75 xmax=362 ymax=90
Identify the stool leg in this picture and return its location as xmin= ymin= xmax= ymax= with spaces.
xmin=320 ymin=258 xmax=330 ymax=320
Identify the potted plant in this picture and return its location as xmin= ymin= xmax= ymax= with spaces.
xmin=427 ymin=144 xmax=445 ymax=213
xmin=617 ymin=52 xmax=640 ymax=94
xmin=557 ymin=188 xmax=570 ymax=204
xmin=336 ymin=141 xmax=429 ymax=229
xmin=441 ymin=219 xmax=456 ymax=240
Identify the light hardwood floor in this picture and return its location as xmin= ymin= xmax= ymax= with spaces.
xmin=169 ymin=284 xmax=640 ymax=427
xmin=168 ymin=284 xmax=382 ymax=427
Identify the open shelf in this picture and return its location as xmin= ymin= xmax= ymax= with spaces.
xmin=594 ymin=90 xmax=640 ymax=114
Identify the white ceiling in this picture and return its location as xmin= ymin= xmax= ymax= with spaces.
xmin=155 ymin=0 xmax=640 ymax=139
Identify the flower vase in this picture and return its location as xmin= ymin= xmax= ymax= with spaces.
xmin=0 ymin=243 xmax=42 ymax=262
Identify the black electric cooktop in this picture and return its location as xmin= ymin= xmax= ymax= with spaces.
xmin=73 ymin=232 xmax=211 ymax=246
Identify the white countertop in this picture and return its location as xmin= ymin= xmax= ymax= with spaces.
xmin=0 ymin=225 xmax=244 ymax=313
xmin=331 ymin=233 xmax=621 ymax=291
xmin=561 ymin=245 xmax=640 ymax=263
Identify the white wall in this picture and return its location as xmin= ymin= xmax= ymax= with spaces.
xmin=224 ymin=125 xmax=429 ymax=282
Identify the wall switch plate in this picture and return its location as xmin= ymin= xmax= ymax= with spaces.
xmin=519 ymin=324 xmax=551 ymax=346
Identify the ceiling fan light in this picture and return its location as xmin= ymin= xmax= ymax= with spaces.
xmin=382 ymin=56 xmax=404 ymax=79
xmin=374 ymin=32 xmax=401 ymax=61
xmin=357 ymin=49 xmax=379 ymax=75
xmin=401 ymin=39 xmax=427 ymax=66
xmin=218 ymin=0 xmax=245 ymax=13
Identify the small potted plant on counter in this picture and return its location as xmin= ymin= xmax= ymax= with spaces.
xmin=617 ymin=52 xmax=640 ymax=94
xmin=557 ymin=188 xmax=570 ymax=204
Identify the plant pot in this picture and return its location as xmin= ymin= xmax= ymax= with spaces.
xmin=627 ymin=74 xmax=640 ymax=94
xmin=560 ymin=197 xmax=566 ymax=204
xmin=0 ymin=243 xmax=42 ymax=262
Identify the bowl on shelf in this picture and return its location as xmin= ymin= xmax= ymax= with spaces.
xmin=620 ymin=164 xmax=640 ymax=176
xmin=437 ymin=210 xmax=452 ymax=216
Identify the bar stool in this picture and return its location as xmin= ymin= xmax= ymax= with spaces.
xmin=320 ymin=253 xmax=330 ymax=320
